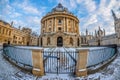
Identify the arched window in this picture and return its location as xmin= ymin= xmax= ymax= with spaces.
xmin=0 ymin=27 xmax=1 ymax=33
xmin=70 ymin=37 xmax=73 ymax=45
xmin=68 ymin=21 xmax=71 ymax=26
xmin=49 ymin=28 xmax=51 ymax=31
xmin=49 ymin=20 xmax=51 ymax=23
xmin=77 ymin=38 xmax=79 ymax=46
xmin=85 ymin=38 xmax=86 ymax=43
xmin=47 ymin=37 xmax=50 ymax=45
xmin=58 ymin=19 xmax=62 ymax=24
xmin=57 ymin=36 xmax=63 ymax=47
xmin=41 ymin=38 xmax=42 ymax=46
xmin=81 ymin=37 xmax=83 ymax=43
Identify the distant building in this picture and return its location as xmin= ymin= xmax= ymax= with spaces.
xmin=88 ymin=10 xmax=120 ymax=46
xmin=0 ymin=20 xmax=38 ymax=46
xmin=81 ymin=29 xmax=93 ymax=46
xmin=29 ymin=32 xmax=39 ymax=46
xmin=39 ymin=3 xmax=80 ymax=47
xmin=88 ymin=27 xmax=106 ymax=46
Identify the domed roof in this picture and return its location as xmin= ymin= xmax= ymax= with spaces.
xmin=52 ymin=3 xmax=68 ymax=12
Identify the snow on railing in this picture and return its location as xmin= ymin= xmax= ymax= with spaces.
xmin=87 ymin=47 xmax=115 ymax=67
xmin=3 ymin=46 xmax=32 ymax=67
xmin=117 ymin=47 xmax=120 ymax=53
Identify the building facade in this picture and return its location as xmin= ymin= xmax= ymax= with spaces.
xmin=39 ymin=3 xmax=80 ymax=47
xmin=0 ymin=20 xmax=13 ymax=45
xmin=0 ymin=20 xmax=38 ymax=46
xmin=88 ymin=10 xmax=120 ymax=46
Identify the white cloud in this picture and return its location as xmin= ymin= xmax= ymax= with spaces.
xmin=13 ymin=0 xmax=40 ymax=14
xmin=105 ymin=21 xmax=115 ymax=34
xmin=84 ymin=0 xmax=96 ymax=12
xmin=88 ymin=15 xmax=98 ymax=25
xmin=22 ymin=6 xmax=39 ymax=14
xmin=76 ymin=0 xmax=83 ymax=4
xmin=57 ymin=0 xmax=77 ymax=11
xmin=2 ymin=4 xmax=13 ymax=15
xmin=27 ymin=16 xmax=40 ymax=25
xmin=70 ymin=0 xmax=77 ymax=9
xmin=80 ymin=0 xmax=120 ymax=35
xmin=13 ymin=20 xmax=26 ymax=28
xmin=81 ymin=14 xmax=98 ymax=30
xmin=10 ymin=12 xmax=22 ymax=18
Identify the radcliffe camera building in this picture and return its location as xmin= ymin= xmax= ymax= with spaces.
xmin=39 ymin=3 xmax=80 ymax=47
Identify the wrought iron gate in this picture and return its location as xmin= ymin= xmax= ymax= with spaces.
xmin=43 ymin=51 xmax=78 ymax=74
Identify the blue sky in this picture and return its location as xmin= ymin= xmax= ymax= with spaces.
xmin=0 ymin=0 xmax=120 ymax=35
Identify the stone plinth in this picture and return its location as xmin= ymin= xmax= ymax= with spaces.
xmin=76 ymin=49 xmax=89 ymax=77
xmin=32 ymin=49 xmax=44 ymax=76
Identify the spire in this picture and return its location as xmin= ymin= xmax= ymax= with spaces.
xmin=98 ymin=26 xmax=101 ymax=30
xmin=19 ymin=26 xmax=21 ymax=30
xmin=103 ymin=29 xmax=105 ymax=36
xmin=86 ymin=29 xmax=88 ymax=36
xmin=11 ymin=21 xmax=13 ymax=27
xmin=95 ymin=29 xmax=97 ymax=37
xmin=92 ymin=32 xmax=94 ymax=38
xmin=111 ymin=10 xmax=117 ymax=20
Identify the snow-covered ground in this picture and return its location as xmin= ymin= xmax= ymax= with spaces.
xmin=0 ymin=47 xmax=120 ymax=80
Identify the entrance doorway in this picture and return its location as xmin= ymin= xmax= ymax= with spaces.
xmin=8 ymin=41 xmax=10 ymax=44
xmin=57 ymin=37 xmax=63 ymax=47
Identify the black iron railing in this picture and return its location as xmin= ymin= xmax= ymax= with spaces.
xmin=3 ymin=44 xmax=33 ymax=68
xmin=43 ymin=51 xmax=78 ymax=74
xmin=87 ymin=46 xmax=116 ymax=67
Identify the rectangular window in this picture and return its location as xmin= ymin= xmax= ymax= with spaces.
xmin=43 ymin=30 xmax=44 ymax=33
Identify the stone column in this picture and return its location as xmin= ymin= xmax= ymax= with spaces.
xmin=66 ymin=18 xmax=67 ymax=32
xmin=53 ymin=18 xmax=54 ymax=32
xmin=76 ymin=49 xmax=88 ymax=77
xmin=46 ymin=20 xmax=48 ymax=32
xmin=55 ymin=17 xmax=56 ymax=32
xmin=41 ymin=23 xmax=43 ymax=34
xmin=72 ymin=19 xmax=74 ymax=33
xmin=45 ymin=20 xmax=46 ymax=32
xmin=77 ymin=22 xmax=79 ymax=34
xmin=4 ymin=28 xmax=6 ymax=35
xmin=73 ymin=20 xmax=75 ymax=33
xmin=32 ymin=49 xmax=44 ymax=76
xmin=63 ymin=17 xmax=65 ymax=32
